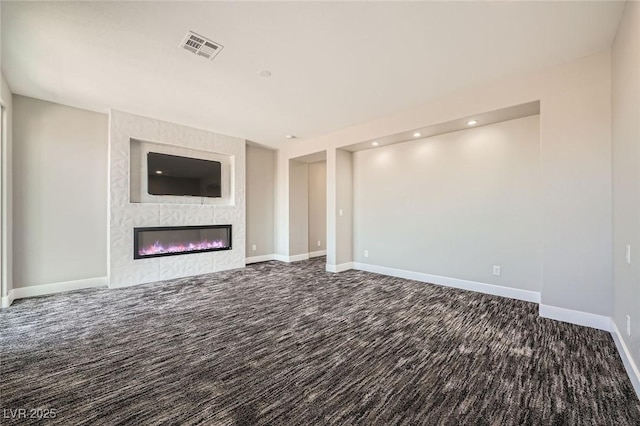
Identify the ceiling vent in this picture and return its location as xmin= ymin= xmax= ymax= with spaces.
xmin=180 ymin=31 xmax=223 ymax=61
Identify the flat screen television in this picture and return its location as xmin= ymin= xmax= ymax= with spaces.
xmin=147 ymin=152 xmax=222 ymax=198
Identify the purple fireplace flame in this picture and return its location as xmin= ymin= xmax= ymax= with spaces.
xmin=139 ymin=239 xmax=228 ymax=256
xmin=134 ymin=225 xmax=231 ymax=259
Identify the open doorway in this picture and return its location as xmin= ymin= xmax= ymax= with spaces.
xmin=288 ymin=151 xmax=326 ymax=261
xmin=307 ymin=160 xmax=326 ymax=258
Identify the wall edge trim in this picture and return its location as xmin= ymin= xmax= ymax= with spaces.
xmin=326 ymin=262 xmax=354 ymax=273
xmin=610 ymin=320 xmax=640 ymax=400
xmin=13 ymin=277 xmax=107 ymax=299
xmin=1 ymin=289 xmax=14 ymax=308
xmin=245 ymin=254 xmax=275 ymax=264
xmin=538 ymin=304 xmax=611 ymax=331
xmin=352 ymin=262 xmax=541 ymax=303
xmin=273 ymin=253 xmax=310 ymax=263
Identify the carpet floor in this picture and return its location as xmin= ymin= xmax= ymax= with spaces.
xmin=1 ymin=257 xmax=639 ymax=425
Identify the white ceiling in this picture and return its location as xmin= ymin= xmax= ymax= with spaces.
xmin=1 ymin=1 xmax=624 ymax=148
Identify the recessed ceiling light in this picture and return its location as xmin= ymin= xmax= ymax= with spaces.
xmin=467 ymin=119 xmax=478 ymax=126
xmin=155 ymin=170 xmax=163 ymax=174
xmin=285 ymin=134 xmax=296 ymax=139
xmin=372 ymin=141 xmax=379 ymax=146
xmin=413 ymin=132 xmax=421 ymax=138
xmin=258 ymin=70 xmax=272 ymax=78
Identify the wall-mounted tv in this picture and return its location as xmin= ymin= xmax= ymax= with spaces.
xmin=147 ymin=152 xmax=222 ymax=198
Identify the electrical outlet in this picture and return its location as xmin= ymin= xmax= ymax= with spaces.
xmin=317 ymin=240 xmax=321 ymax=247
xmin=364 ymin=250 xmax=369 ymax=258
xmin=339 ymin=209 xmax=343 ymax=216
xmin=626 ymin=244 xmax=631 ymax=264
xmin=493 ymin=265 xmax=501 ymax=276
xmin=251 ymin=244 xmax=257 ymax=251
xmin=627 ymin=315 xmax=631 ymax=336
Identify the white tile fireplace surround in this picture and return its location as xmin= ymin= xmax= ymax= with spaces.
xmin=108 ymin=110 xmax=246 ymax=287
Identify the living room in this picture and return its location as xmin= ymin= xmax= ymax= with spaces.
xmin=1 ymin=1 xmax=639 ymax=424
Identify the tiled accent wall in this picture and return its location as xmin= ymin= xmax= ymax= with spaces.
xmin=108 ymin=110 xmax=245 ymax=287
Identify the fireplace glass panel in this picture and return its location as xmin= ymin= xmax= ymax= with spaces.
xmin=134 ymin=225 xmax=231 ymax=259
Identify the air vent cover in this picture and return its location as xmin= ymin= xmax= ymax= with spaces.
xmin=180 ymin=31 xmax=223 ymax=60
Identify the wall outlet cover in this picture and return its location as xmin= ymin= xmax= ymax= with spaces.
xmin=493 ymin=265 xmax=501 ymax=276
xmin=626 ymin=244 xmax=631 ymax=264
xmin=627 ymin=315 xmax=631 ymax=336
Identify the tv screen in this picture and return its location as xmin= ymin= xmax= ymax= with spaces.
xmin=147 ymin=152 xmax=222 ymax=198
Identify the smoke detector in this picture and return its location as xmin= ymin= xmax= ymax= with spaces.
xmin=180 ymin=31 xmax=223 ymax=61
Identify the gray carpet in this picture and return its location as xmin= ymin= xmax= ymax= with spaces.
xmin=1 ymin=257 xmax=639 ymax=425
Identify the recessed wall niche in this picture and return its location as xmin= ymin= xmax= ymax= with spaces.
xmin=108 ymin=110 xmax=246 ymax=288
xmin=130 ymin=138 xmax=234 ymax=206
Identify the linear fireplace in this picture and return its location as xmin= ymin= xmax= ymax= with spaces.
xmin=133 ymin=225 xmax=232 ymax=259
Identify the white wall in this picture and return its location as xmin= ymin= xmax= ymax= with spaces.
xmin=246 ymin=145 xmax=275 ymax=257
xmin=325 ymin=149 xmax=354 ymax=268
xmin=335 ymin=150 xmax=353 ymax=265
xmin=308 ymin=161 xmax=326 ymax=253
xmin=1 ymin=73 xmax=13 ymax=299
xmin=276 ymin=51 xmax=612 ymax=317
xmin=612 ymin=1 xmax=640 ymax=377
xmin=538 ymin=53 xmax=612 ymax=316
xmin=353 ymin=116 xmax=541 ymax=291
xmin=13 ymin=96 xmax=108 ymax=287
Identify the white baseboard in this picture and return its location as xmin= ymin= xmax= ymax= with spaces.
xmin=274 ymin=253 xmax=310 ymax=263
xmin=12 ymin=277 xmax=107 ymax=300
xmin=309 ymin=250 xmax=327 ymax=258
xmin=352 ymin=262 xmax=540 ymax=303
xmin=610 ymin=320 xmax=640 ymax=399
xmin=245 ymin=254 xmax=275 ymax=264
xmin=1 ymin=289 xmax=15 ymax=308
xmin=538 ymin=304 xmax=611 ymax=331
xmin=326 ymin=262 xmax=354 ymax=273
xmin=289 ymin=253 xmax=310 ymax=262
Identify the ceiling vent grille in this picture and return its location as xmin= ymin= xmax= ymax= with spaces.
xmin=180 ymin=31 xmax=223 ymax=61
